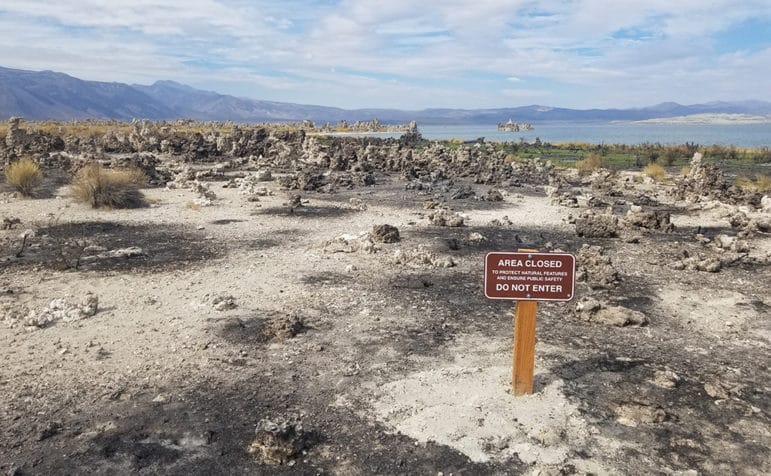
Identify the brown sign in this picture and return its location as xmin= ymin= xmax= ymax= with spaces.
xmin=485 ymin=252 xmax=575 ymax=301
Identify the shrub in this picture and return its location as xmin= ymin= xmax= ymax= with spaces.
xmin=643 ymin=163 xmax=668 ymax=181
xmin=71 ymin=164 xmax=147 ymax=209
xmin=4 ymin=158 xmax=42 ymax=196
xmin=575 ymin=153 xmax=603 ymax=175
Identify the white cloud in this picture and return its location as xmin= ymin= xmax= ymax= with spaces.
xmin=0 ymin=0 xmax=768 ymax=108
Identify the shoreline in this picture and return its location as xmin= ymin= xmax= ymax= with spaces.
xmin=634 ymin=113 xmax=771 ymax=125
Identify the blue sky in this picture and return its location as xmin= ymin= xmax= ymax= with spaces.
xmin=0 ymin=0 xmax=769 ymax=109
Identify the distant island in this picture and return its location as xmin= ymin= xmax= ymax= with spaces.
xmin=636 ymin=113 xmax=771 ymax=125
xmin=497 ymin=119 xmax=534 ymax=132
xmin=314 ymin=118 xmax=415 ymax=133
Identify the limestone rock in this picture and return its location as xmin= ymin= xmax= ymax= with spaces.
xmin=624 ymin=206 xmax=674 ymax=232
xmin=192 ymin=181 xmax=217 ymax=206
xmin=266 ymin=313 xmax=305 ymax=340
xmin=248 ymin=416 xmax=307 ymax=465
xmin=255 ymin=168 xmax=273 ymax=181
xmin=574 ymin=212 xmax=618 ymax=238
xmin=614 ymin=402 xmax=667 ymax=427
xmin=671 ymin=256 xmax=722 ymax=272
xmin=761 ymin=195 xmax=771 ymax=211
xmin=652 ymin=370 xmax=681 ymax=389
xmin=392 ymin=246 xmax=456 ymax=268
xmin=2 ymin=216 xmax=21 ymax=230
xmin=428 ymin=209 xmax=465 ymax=227
xmin=713 ymin=234 xmax=750 ymax=253
xmin=485 ymin=189 xmax=504 ymax=202
xmin=23 ymin=293 xmax=99 ymax=328
xmin=575 ymin=245 xmax=619 ymax=288
xmin=212 ymin=295 xmax=237 ymax=311
xmin=323 ymin=233 xmax=377 ymax=254
xmin=575 ymin=298 xmax=648 ymax=327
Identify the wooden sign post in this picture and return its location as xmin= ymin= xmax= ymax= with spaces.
xmin=513 ymin=297 xmax=538 ymax=395
xmin=484 ymin=249 xmax=576 ymax=396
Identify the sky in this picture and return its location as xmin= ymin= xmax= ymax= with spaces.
xmin=0 ymin=0 xmax=770 ymax=110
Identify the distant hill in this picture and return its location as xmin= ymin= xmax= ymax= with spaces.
xmin=0 ymin=67 xmax=175 ymax=120
xmin=1 ymin=66 xmax=770 ymax=124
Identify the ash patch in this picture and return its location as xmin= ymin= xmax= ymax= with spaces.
xmin=4 ymin=221 xmax=220 ymax=272
xmin=253 ymin=205 xmax=360 ymax=219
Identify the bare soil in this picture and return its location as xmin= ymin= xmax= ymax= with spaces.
xmin=1 ymin=159 xmax=769 ymax=475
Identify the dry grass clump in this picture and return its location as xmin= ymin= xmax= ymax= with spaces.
xmin=680 ymin=166 xmax=691 ymax=176
xmin=643 ymin=163 xmax=668 ymax=181
xmin=734 ymin=174 xmax=771 ymax=193
xmin=71 ymin=163 xmax=147 ymax=209
xmin=575 ymin=153 xmax=603 ymax=175
xmin=4 ymin=158 xmax=42 ymax=196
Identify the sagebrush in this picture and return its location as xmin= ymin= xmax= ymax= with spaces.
xmin=4 ymin=158 xmax=42 ymax=196
xmin=734 ymin=174 xmax=771 ymax=193
xmin=575 ymin=153 xmax=603 ymax=175
xmin=71 ymin=164 xmax=147 ymax=209
xmin=643 ymin=163 xmax=668 ymax=181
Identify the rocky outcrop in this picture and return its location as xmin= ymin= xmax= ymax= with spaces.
xmin=1 ymin=119 xmax=565 ymax=191
xmin=672 ymin=152 xmax=760 ymax=206
xmin=3 ymin=117 xmax=65 ymax=160
xmin=316 ymin=118 xmax=414 ymax=133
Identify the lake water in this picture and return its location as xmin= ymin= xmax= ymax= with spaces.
xmin=349 ymin=123 xmax=771 ymax=147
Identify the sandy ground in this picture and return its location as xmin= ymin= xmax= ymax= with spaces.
xmin=1 ymin=164 xmax=770 ymax=475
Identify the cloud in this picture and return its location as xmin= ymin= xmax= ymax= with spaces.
xmin=0 ymin=0 xmax=769 ymax=108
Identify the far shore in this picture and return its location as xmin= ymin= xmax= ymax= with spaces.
xmin=635 ymin=113 xmax=771 ymax=125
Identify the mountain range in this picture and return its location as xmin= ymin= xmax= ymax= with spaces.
xmin=1 ymin=66 xmax=770 ymax=124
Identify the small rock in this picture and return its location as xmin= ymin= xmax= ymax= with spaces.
xmin=255 ymin=169 xmax=273 ymax=181
xmin=467 ymin=232 xmax=487 ymax=243
xmin=574 ymin=211 xmax=618 ymax=238
xmin=652 ymin=370 xmax=681 ymax=389
xmin=266 ymin=313 xmax=305 ymax=340
xmin=575 ymin=245 xmax=619 ymax=288
xmin=614 ymin=402 xmax=667 ymax=427
xmin=485 ymin=189 xmax=504 ymax=202
xmin=212 ymin=296 xmax=237 ymax=311
xmin=104 ymin=247 xmax=144 ymax=259
xmin=37 ymin=421 xmax=63 ymax=441
xmin=575 ymin=298 xmax=648 ymax=327
xmin=761 ymin=195 xmax=771 ymax=211
xmin=393 ymin=247 xmax=456 ymax=268
xmin=288 ymin=194 xmax=302 ymax=209
xmin=704 ymin=381 xmax=730 ymax=399
xmin=248 ymin=416 xmax=307 ymax=465
xmin=624 ymin=208 xmax=674 ymax=232
xmin=1 ymin=216 xmax=21 ymax=230
xmin=428 ymin=209 xmax=464 ymax=227
xmin=371 ymin=224 xmax=400 ymax=243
